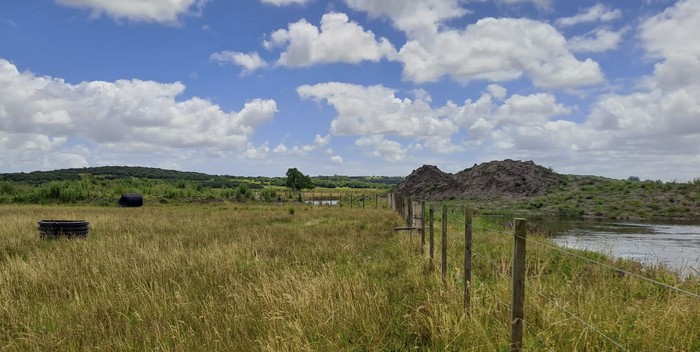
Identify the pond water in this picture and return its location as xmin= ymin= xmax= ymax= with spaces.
xmin=305 ymin=200 xmax=339 ymax=206
xmin=539 ymin=218 xmax=700 ymax=277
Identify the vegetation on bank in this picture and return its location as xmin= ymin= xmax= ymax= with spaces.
xmin=0 ymin=204 xmax=697 ymax=350
xmin=528 ymin=175 xmax=700 ymax=219
xmin=449 ymin=175 xmax=700 ymax=220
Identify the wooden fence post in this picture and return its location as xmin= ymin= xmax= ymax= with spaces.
xmin=429 ymin=206 xmax=435 ymax=262
xmin=442 ymin=205 xmax=448 ymax=285
xmin=362 ymin=194 xmax=365 ymax=209
xmin=511 ymin=218 xmax=527 ymax=352
xmin=350 ymin=194 xmax=353 ymax=209
xmin=464 ymin=208 xmax=472 ymax=317
xmin=407 ymin=197 xmax=413 ymax=229
xmin=421 ymin=201 xmax=426 ymax=254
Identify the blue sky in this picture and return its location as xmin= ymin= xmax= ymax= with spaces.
xmin=1 ymin=0 xmax=699 ymax=181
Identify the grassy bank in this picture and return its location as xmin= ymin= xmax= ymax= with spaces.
xmin=457 ymin=176 xmax=700 ymax=220
xmin=0 ymin=204 xmax=698 ymax=350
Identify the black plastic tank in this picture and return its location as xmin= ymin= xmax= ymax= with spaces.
xmin=38 ymin=220 xmax=89 ymax=239
xmin=118 ymin=193 xmax=143 ymax=207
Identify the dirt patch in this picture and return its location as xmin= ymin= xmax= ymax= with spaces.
xmin=393 ymin=159 xmax=565 ymax=200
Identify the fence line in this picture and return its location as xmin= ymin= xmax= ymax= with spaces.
xmin=387 ymin=192 xmax=699 ymax=350
xmin=445 ymin=208 xmax=643 ymax=350
xmin=441 ymin=207 xmax=699 ymax=300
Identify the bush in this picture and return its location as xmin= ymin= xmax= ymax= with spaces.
xmin=235 ymin=184 xmax=251 ymax=202
xmin=261 ymin=188 xmax=277 ymax=203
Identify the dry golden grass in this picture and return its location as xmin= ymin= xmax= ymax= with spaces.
xmin=0 ymin=203 xmax=698 ymax=351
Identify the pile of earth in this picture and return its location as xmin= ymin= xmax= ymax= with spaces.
xmin=393 ymin=159 xmax=566 ymax=200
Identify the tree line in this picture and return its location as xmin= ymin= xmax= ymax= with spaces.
xmin=0 ymin=166 xmax=401 ymax=205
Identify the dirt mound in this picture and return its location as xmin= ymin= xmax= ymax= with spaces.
xmin=455 ymin=159 xmax=564 ymax=198
xmin=392 ymin=165 xmax=461 ymax=200
xmin=393 ymin=159 xmax=565 ymax=200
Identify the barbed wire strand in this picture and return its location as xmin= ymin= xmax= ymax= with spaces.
xmin=403 ymin=203 xmax=685 ymax=349
xmin=444 ymin=213 xmax=506 ymax=233
xmin=518 ymin=235 xmax=700 ymax=300
xmin=429 ymin=206 xmax=700 ymax=299
xmin=533 ymin=290 xmax=629 ymax=351
xmin=429 ymin=212 xmax=629 ymax=351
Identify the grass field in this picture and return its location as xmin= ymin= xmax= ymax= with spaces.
xmin=1 ymin=203 xmax=698 ymax=350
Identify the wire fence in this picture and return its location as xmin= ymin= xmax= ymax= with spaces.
xmin=387 ymin=192 xmax=700 ymax=351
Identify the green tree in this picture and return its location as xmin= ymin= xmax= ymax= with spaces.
xmin=285 ymin=168 xmax=314 ymax=191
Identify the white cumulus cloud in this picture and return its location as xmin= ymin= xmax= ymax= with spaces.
xmin=583 ymin=0 xmax=700 ymax=144
xmin=271 ymin=134 xmax=331 ymax=156
xmin=210 ymin=51 xmax=268 ymax=75
xmin=314 ymin=134 xmax=331 ymax=146
xmin=55 ymin=0 xmax=208 ymax=24
xmin=0 ymin=59 xmax=277 ymax=169
xmin=260 ymin=0 xmax=309 ymax=6
xmin=344 ymin=0 xmax=468 ymax=41
xmin=567 ymin=28 xmax=626 ymax=53
xmin=397 ymin=17 xmax=604 ymax=89
xmin=445 ymin=90 xmax=571 ymax=146
xmin=355 ymin=135 xmax=406 ymax=162
xmin=498 ymin=0 xmax=551 ymax=9
xmin=555 ymin=4 xmax=622 ymax=27
xmin=297 ymin=82 xmax=457 ymax=140
xmin=330 ymin=155 xmax=343 ymax=164
xmin=264 ymin=12 xmax=397 ymax=67
xmin=486 ymin=84 xmax=507 ymax=100
xmin=298 ymin=82 xmax=468 ymax=157
xmin=243 ymin=142 xmax=270 ymax=159
xmin=344 ymin=1 xmax=604 ymax=89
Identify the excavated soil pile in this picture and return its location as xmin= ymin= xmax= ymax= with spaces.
xmin=392 ymin=165 xmax=461 ymax=200
xmin=394 ymin=159 xmax=565 ymax=200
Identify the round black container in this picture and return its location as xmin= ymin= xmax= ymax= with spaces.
xmin=118 ymin=193 xmax=143 ymax=207
xmin=38 ymin=220 xmax=89 ymax=239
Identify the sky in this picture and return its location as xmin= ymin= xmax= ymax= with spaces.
xmin=1 ymin=0 xmax=699 ymax=181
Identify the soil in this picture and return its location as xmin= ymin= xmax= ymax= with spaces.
xmin=393 ymin=159 xmax=565 ymax=200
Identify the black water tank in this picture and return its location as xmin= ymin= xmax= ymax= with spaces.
xmin=119 ymin=193 xmax=143 ymax=207
xmin=38 ymin=220 xmax=89 ymax=239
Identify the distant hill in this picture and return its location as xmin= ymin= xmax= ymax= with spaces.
xmin=0 ymin=166 xmax=403 ymax=189
xmin=0 ymin=166 xmax=214 ymax=184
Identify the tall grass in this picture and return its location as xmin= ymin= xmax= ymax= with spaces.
xmin=0 ymin=204 xmax=698 ymax=350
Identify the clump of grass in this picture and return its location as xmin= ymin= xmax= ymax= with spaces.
xmin=288 ymin=206 xmax=295 ymax=215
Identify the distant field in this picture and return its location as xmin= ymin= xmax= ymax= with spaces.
xmin=0 ymin=204 xmax=698 ymax=350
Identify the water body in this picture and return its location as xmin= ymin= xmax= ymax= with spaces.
xmin=306 ymin=200 xmax=339 ymax=206
xmin=542 ymin=218 xmax=700 ymax=277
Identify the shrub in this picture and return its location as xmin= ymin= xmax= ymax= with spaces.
xmin=261 ymin=188 xmax=277 ymax=202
